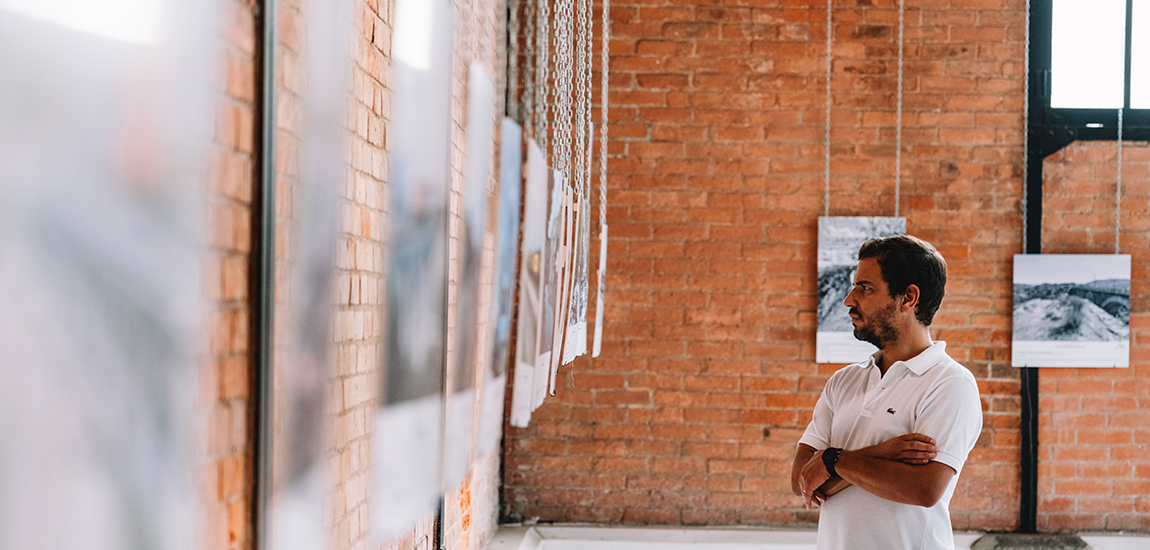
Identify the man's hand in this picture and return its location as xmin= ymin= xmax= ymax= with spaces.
xmin=798 ymin=449 xmax=832 ymax=509
xmin=857 ymin=433 xmax=938 ymax=465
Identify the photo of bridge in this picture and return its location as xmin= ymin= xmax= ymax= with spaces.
xmin=1012 ymin=255 xmax=1131 ymax=368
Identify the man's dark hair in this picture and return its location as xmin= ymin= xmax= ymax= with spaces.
xmin=858 ymin=235 xmax=947 ymax=326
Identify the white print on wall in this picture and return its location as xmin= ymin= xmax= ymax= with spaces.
xmin=564 ymin=194 xmax=591 ymax=363
xmin=1012 ymin=254 xmax=1130 ymax=368
xmin=0 ymin=5 xmax=214 ymax=550
xmin=270 ymin=1 xmax=353 ymax=548
xmin=373 ymin=0 xmax=453 ymax=540
xmin=442 ymin=62 xmax=495 ymax=491
xmin=509 ymin=139 xmax=548 ymax=428
xmin=477 ymin=118 xmax=522 ymax=457
xmin=816 ymin=216 xmax=906 ymax=364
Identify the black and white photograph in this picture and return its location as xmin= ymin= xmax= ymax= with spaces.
xmin=373 ymin=0 xmax=454 ymax=538
xmin=1012 ymin=254 xmax=1130 ymax=368
xmin=816 ymin=216 xmax=906 ymax=363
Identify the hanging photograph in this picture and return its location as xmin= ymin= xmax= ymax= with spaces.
xmin=816 ymin=216 xmax=906 ymax=364
xmin=1012 ymin=254 xmax=1130 ymax=368
xmin=509 ymin=139 xmax=548 ymax=428
xmin=269 ymin=0 xmax=352 ymax=548
xmin=536 ymin=169 xmax=566 ymax=407
xmin=373 ymin=0 xmax=453 ymax=540
xmin=477 ymin=118 xmax=522 ymax=457
xmin=551 ymin=186 xmax=575 ymax=389
xmin=442 ymin=62 xmax=495 ymax=490
xmin=0 ymin=4 xmax=213 ymax=548
xmin=563 ymin=194 xmax=591 ymax=364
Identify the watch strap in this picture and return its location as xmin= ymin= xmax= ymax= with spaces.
xmin=822 ymin=447 xmax=842 ymax=477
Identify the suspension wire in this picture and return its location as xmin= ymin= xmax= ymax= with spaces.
xmin=598 ymin=0 xmax=608 ymax=222
xmin=573 ymin=0 xmax=587 ymax=195
xmin=508 ymin=0 xmax=520 ymax=122
xmin=824 ymin=0 xmax=832 ymax=217
xmin=524 ymin=0 xmax=536 ymax=138
xmin=537 ymin=0 xmax=550 ymax=149
xmin=1117 ymin=107 xmax=1123 ymax=254
xmin=554 ymin=0 xmax=573 ymax=175
xmin=895 ymin=0 xmax=904 ymax=217
xmin=1022 ymin=0 xmax=1030 ymax=253
xmin=583 ymin=0 xmax=594 ymax=196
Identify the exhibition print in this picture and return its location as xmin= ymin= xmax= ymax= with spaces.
xmin=509 ymin=139 xmax=548 ymax=427
xmin=442 ymin=62 xmax=495 ymax=490
xmin=816 ymin=216 xmax=906 ymax=363
xmin=1012 ymin=254 xmax=1130 ymax=368
xmin=373 ymin=0 xmax=453 ymax=539
xmin=477 ymin=118 xmax=522 ymax=456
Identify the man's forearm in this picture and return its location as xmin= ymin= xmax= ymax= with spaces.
xmin=834 ymin=449 xmax=954 ymax=507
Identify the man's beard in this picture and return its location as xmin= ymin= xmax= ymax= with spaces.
xmin=851 ymin=301 xmax=899 ymax=349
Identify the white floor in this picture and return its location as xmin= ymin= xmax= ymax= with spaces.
xmin=486 ymin=524 xmax=1150 ymax=550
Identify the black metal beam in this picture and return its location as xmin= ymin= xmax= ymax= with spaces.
xmin=252 ymin=0 xmax=277 ymax=548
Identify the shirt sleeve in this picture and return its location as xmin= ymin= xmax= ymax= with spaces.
xmin=798 ymin=381 xmax=835 ymax=450
xmin=913 ymin=370 xmax=983 ymax=474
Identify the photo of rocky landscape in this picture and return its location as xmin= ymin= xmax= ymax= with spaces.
xmin=817 ymin=217 xmax=906 ymax=331
xmin=816 ymin=216 xmax=905 ymax=363
xmin=1012 ymin=254 xmax=1131 ymax=368
xmin=1013 ymin=279 xmax=1129 ymax=342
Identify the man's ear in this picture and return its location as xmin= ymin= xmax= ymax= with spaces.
xmin=900 ymin=284 xmax=921 ymax=313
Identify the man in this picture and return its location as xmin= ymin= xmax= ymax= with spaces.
xmin=792 ymin=235 xmax=982 ymax=550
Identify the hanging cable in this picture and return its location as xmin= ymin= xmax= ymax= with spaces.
xmin=894 ymin=0 xmax=904 ymax=217
xmin=524 ymin=0 xmax=536 ymax=138
xmin=824 ymin=0 xmax=832 ymax=217
xmin=1022 ymin=0 xmax=1030 ymax=253
xmin=1117 ymin=107 xmax=1123 ymax=254
xmin=509 ymin=0 xmax=521 ymax=122
xmin=537 ymin=0 xmax=550 ymax=149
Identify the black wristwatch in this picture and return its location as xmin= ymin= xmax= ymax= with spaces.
xmin=822 ymin=447 xmax=842 ymax=477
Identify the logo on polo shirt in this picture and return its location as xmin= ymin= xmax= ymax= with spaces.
xmin=886 ymin=408 xmax=896 ymax=414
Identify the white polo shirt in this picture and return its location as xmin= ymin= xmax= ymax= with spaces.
xmin=798 ymin=341 xmax=982 ymax=550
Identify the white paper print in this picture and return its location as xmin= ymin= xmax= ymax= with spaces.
xmin=1012 ymin=254 xmax=1130 ymax=368
xmin=477 ymin=118 xmax=522 ymax=452
xmin=441 ymin=61 xmax=495 ymax=491
xmin=509 ymin=140 xmax=548 ymax=427
xmin=565 ymin=194 xmax=591 ymax=361
xmin=592 ymin=225 xmax=607 ymax=358
xmin=816 ymin=216 xmax=906 ymax=364
xmin=374 ymin=0 xmax=453 ymax=539
xmin=0 ymin=5 xmax=213 ymax=550
xmin=371 ymin=395 xmax=443 ymax=542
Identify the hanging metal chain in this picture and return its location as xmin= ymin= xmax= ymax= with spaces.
xmin=553 ymin=0 xmax=574 ymax=176
xmin=895 ymin=0 xmax=904 ymax=217
xmin=1117 ymin=107 xmax=1123 ymax=254
xmin=508 ymin=0 xmax=521 ymax=123
xmin=573 ymin=0 xmax=588 ymax=197
xmin=599 ymin=0 xmax=609 ymax=223
xmin=583 ymin=0 xmax=594 ymax=197
xmin=523 ymin=0 xmax=536 ymax=139
xmin=824 ymin=0 xmax=832 ymax=217
xmin=537 ymin=0 xmax=550 ymax=150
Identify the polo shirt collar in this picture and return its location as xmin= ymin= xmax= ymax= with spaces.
xmin=861 ymin=341 xmax=948 ymax=376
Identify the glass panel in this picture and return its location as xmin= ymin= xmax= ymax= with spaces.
xmin=1132 ymin=0 xmax=1150 ymax=108
xmin=1051 ymin=0 xmax=1127 ymax=108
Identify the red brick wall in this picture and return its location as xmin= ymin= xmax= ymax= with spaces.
xmin=202 ymin=1 xmax=259 ymax=548
xmin=503 ymin=0 xmax=1024 ymax=530
xmin=1037 ymin=141 xmax=1150 ymax=531
xmin=202 ymin=0 xmax=505 ymax=548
